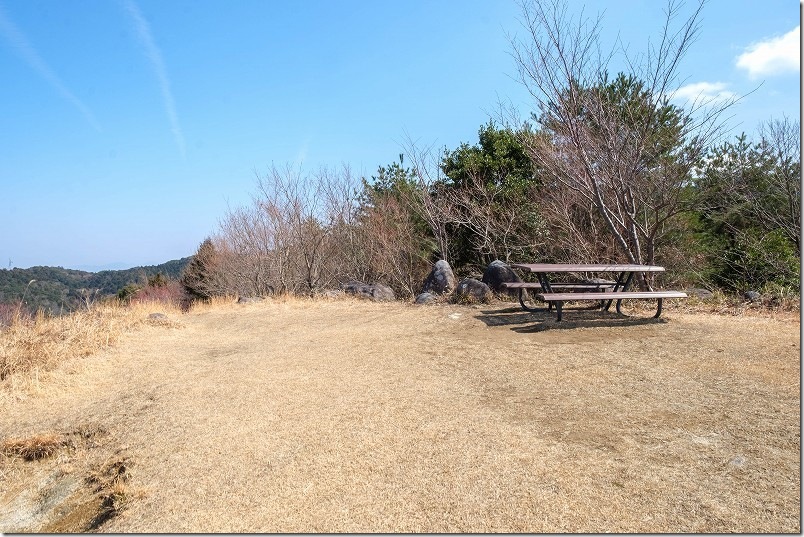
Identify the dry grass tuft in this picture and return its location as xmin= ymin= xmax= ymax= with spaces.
xmin=1 ymin=433 xmax=70 ymax=461
xmin=0 ymin=300 xmax=184 ymax=385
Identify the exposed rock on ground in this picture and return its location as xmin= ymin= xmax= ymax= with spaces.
xmin=343 ymin=282 xmax=395 ymax=302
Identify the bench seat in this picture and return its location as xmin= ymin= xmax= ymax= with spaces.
xmin=536 ymin=291 xmax=688 ymax=301
xmin=501 ymin=282 xmax=615 ymax=291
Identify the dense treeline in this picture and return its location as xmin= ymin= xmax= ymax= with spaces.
xmin=0 ymin=258 xmax=190 ymax=314
xmin=182 ymin=1 xmax=798 ymax=302
xmin=183 ymin=114 xmax=799 ymax=303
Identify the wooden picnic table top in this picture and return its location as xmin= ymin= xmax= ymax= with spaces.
xmin=511 ymin=263 xmax=666 ymax=273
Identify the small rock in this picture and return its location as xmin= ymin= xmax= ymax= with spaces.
xmin=686 ymin=288 xmax=714 ymax=299
xmin=343 ymin=282 xmax=396 ymax=302
xmin=729 ymin=456 xmax=746 ymax=467
xmin=582 ymin=277 xmax=616 ymax=286
xmin=414 ymin=292 xmax=437 ymax=305
xmin=481 ymin=260 xmax=522 ymax=294
xmin=148 ymin=313 xmax=167 ymax=320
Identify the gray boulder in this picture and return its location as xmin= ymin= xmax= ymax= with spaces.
xmin=148 ymin=313 xmax=168 ymax=320
xmin=482 ymin=260 xmax=522 ymax=293
xmin=744 ymin=290 xmax=761 ymax=302
xmin=454 ymin=278 xmax=492 ymax=303
xmin=422 ymin=260 xmax=456 ymax=295
xmin=686 ymin=288 xmax=714 ymax=299
xmin=414 ymin=292 xmax=437 ymax=305
xmin=343 ymin=282 xmax=396 ymax=302
xmin=581 ymin=277 xmax=616 ymax=286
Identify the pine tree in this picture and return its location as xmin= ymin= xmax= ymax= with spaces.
xmin=181 ymin=238 xmax=218 ymax=301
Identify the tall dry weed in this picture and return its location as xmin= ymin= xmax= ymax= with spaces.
xmin=0 ymin=301 xmax=183 ymax=384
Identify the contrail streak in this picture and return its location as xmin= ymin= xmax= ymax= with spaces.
xmin=124 ymin=0 xmax=186 ymax=158
xmin=0 ymin=3 xmax=102 ymax=132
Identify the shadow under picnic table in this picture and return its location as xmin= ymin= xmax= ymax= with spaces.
xmin=476 ymin=304 xmax=667 ymax=331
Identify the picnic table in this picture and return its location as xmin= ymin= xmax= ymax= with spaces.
xmin=502 ymin=263 xmax=687 ymax=321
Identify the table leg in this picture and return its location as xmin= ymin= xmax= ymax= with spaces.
xmin=537 ymin=273 xmax=555 ymax=312
xmin=653 ymin=298 xmax=664 ymax=318
xmin=615 ymin=272 xmax=636 ymax=314
xmin=604 ymin=271 xmax=629 ymax=311
xmin=515 ymin=271 xmax=552 ymax=312
xmin=517 ymin=288 xmax=543 ymax=312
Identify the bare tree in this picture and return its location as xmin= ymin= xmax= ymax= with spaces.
xmin=216 ymin=202 xmax=279 ymax=296
xmin=216 ymin=164 xmax=381 ymax=297
xmin=509 ymin=0 xmax=736 ymax=288
xmin=537 ymin=182 xmax=620 ymax=262
xmin=355 ymin=179 xmax=435 ymax=297
xmin=402 ymin=137 xmax=454 ymax=264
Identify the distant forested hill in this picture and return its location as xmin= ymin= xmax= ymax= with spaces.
xmin=0 ymin=257 xmax=191 ymax=314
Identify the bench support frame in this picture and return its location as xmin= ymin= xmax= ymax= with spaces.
xmin=553 ymin=297 xmax=665 ymax=321
xmin=541 ymin=291 xmax=687 ymax=321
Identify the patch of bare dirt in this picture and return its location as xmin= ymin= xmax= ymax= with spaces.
xmin=0 ymin=424 xmax=132 ymax=533
xmin=0 ymin=298 xmax=799 ymax=532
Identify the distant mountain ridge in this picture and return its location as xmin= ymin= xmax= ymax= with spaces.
xmin=0 ymin=257 xmax=191 ymax=314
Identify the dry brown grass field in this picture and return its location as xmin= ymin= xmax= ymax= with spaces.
xmin=0 ymin=296 xmax=799 ymax=533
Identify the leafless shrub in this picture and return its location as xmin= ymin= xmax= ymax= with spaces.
xmin=403 ymin=139 xmax=455 ymax=264
xmin=440 ymin=169 xmax=547 ymax=265
xmin=354 ymin=184 xmax=434 ymax=297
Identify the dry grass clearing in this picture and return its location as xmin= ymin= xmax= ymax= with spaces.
xmin=0 ymin=297 xmax=799 ymax=532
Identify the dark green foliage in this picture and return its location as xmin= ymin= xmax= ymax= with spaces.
xmin=441 ymin=121 xmax=537 ymax=192
xmin=364 ymin=154 xmax=420 ymax=200
xmin=147 ymin=273 xmax=169 ymax=288
xmin=439 ymin=122 xmax=544 ymax=272
xmin=693 ymin=133 xmax=800 ymax=290
xmin=117 ymin=284 xmax=140 ymax=303
xmin=181 ymin=239 xmax=218 ymax=301
xmin=357 ymin=157 xmax=439 ymax=294
xmin=534 ymin=73 xmax=696 ymax=270
xmin=0 ymin=258 xmax=190 ymax=314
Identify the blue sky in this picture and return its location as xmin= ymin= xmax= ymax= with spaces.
xmin=0 ymin=0 xmax=799 ymax=271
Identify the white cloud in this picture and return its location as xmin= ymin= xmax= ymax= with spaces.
xmin=124 ymin=0 xmax=186 ymax=159
xmin=672 ymin=82 xmax=737 ymax=104
xmin=736 ymin=26 xmax=800 ymax=79
xmin=0 ymin=4 xmax=101 ymax=131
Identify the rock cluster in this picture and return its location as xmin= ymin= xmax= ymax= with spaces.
xmin=343 ymin=282 xmax=396 ymax=302
xmin=415 ymin=259 xmax=524 ymax=305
